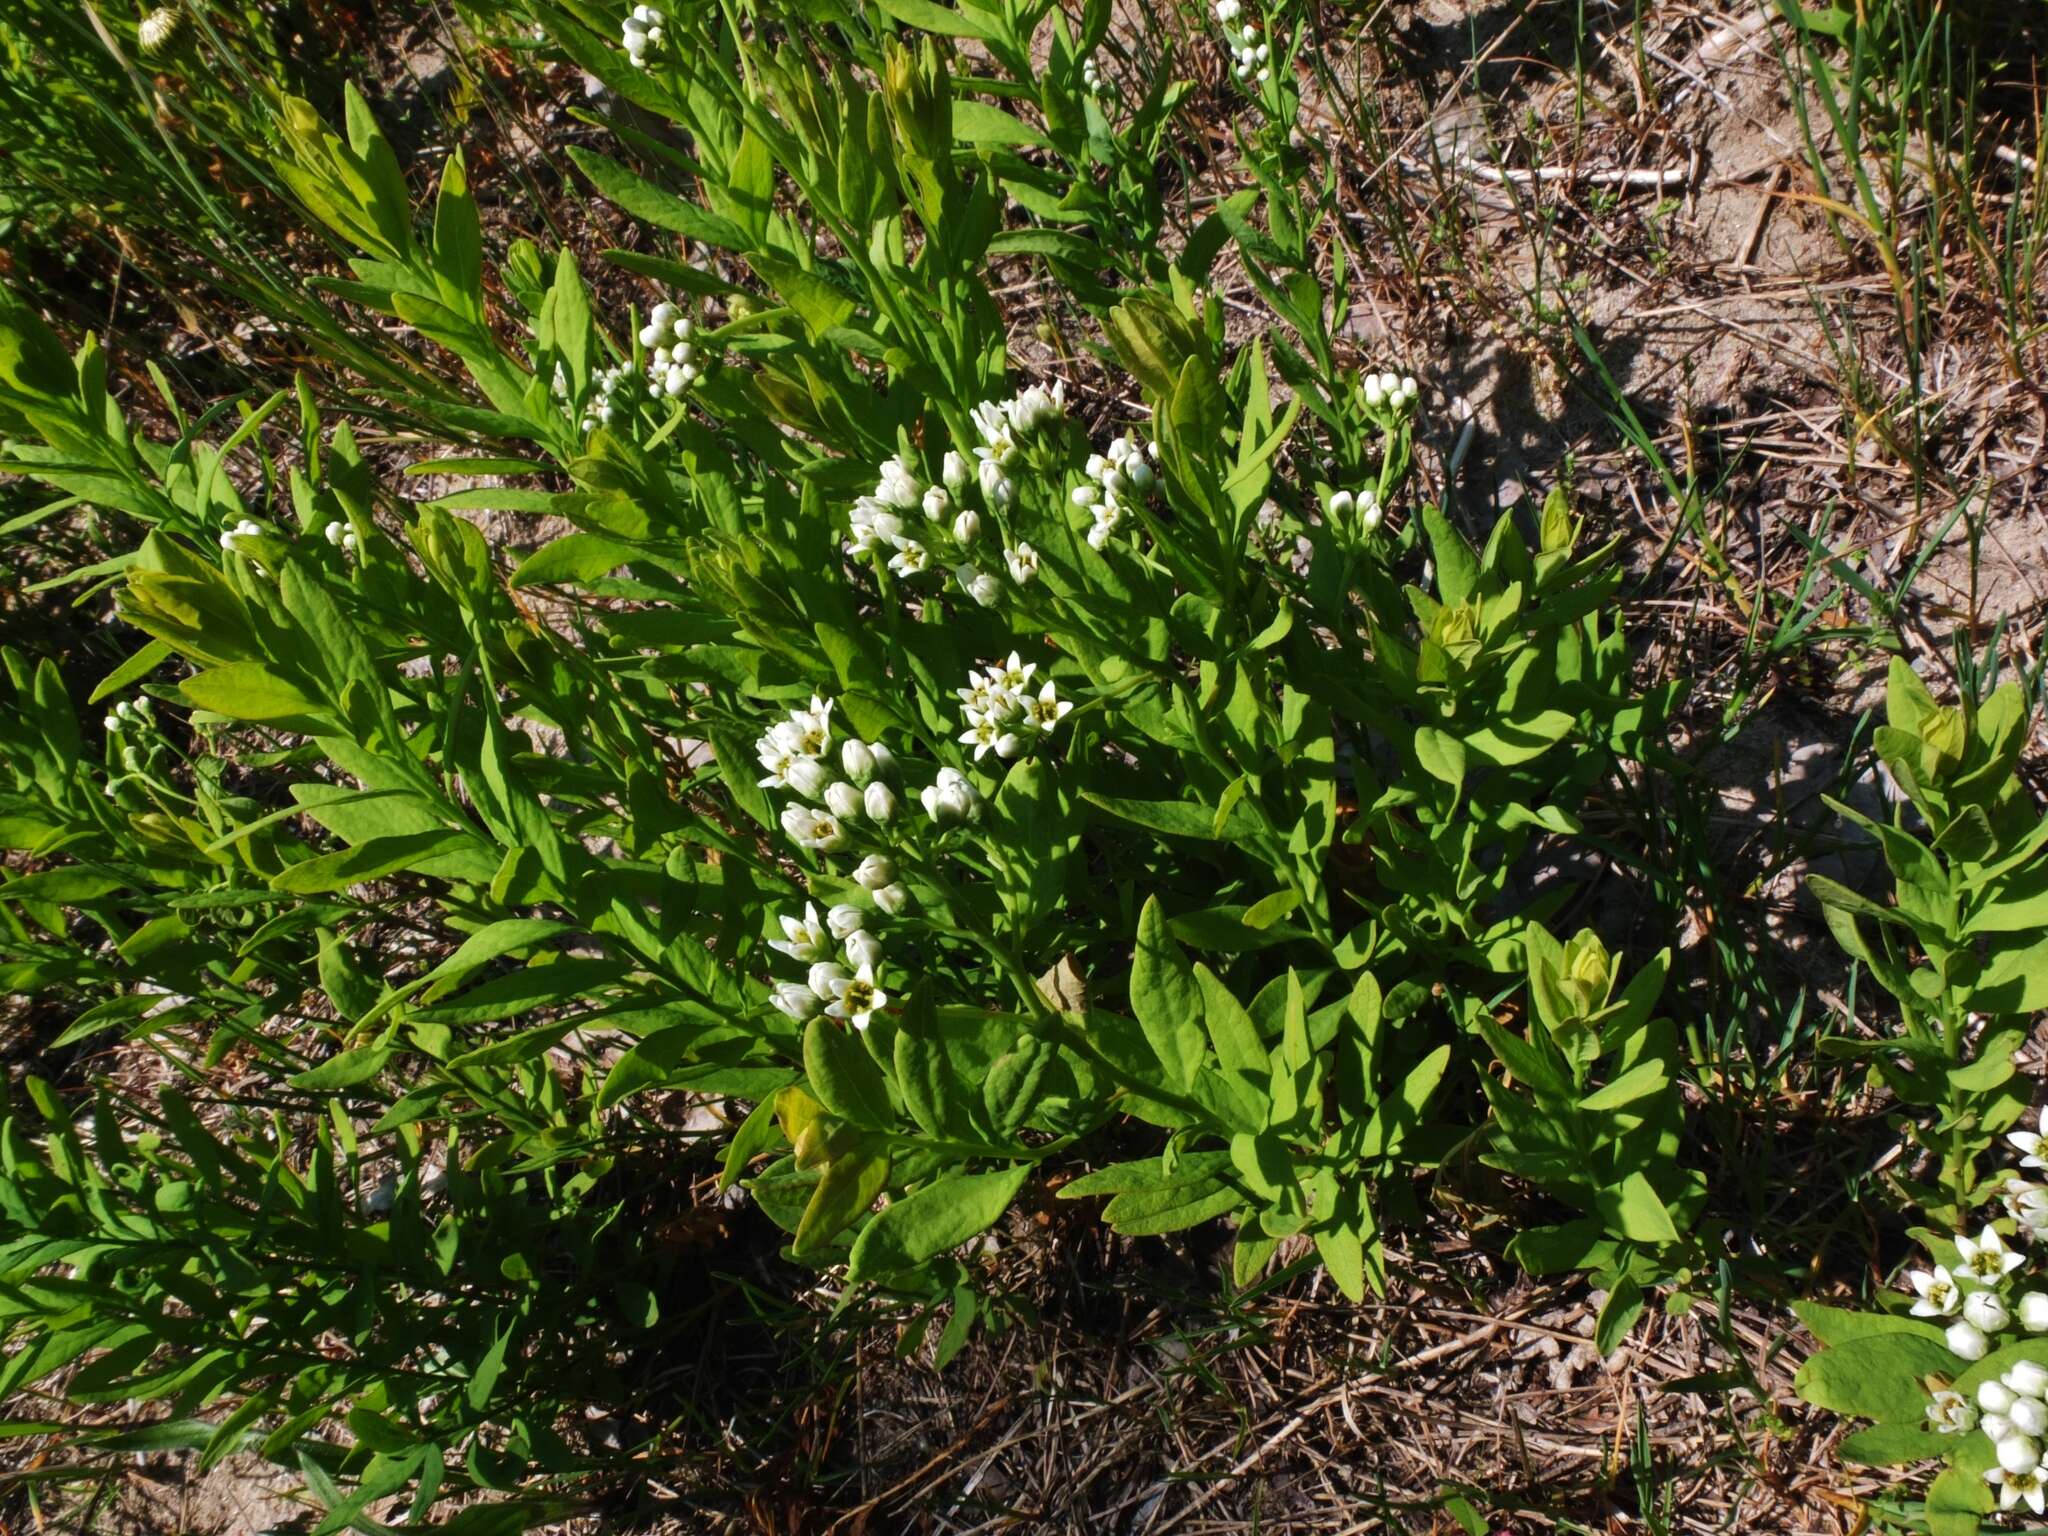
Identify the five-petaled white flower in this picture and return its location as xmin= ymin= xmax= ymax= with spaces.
xmin=768 ymin=903 xmax=830 ymax=964
xmin=827 ymin=963 xmax=888 ymax=1030
xmin=1023 ymin=681 xmax=1073 ymax=733
xmin=1908 ymin=1261 xmax=1957 ymax=1327
xmin=1927 ymin=1389 xmax=1977 ymax=1435
xmin=1005 ymin=542 xmax=1041 ymax=585
xmin=1958 ymin=1226 xmax=2025 ymax=1284
xmin=779 ymin=805 xmax=846 ymax=852
xmin=1989 ymin=1464 xmax=2048 ymax=1516
xmin=2015 ymin=1131 xmax=2048 ymax=1173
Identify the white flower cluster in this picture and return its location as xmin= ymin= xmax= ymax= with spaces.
xmin=1978 ymin=1364 xmax=2048 ymax=1514
xmin=1082 ymin=53 xmax=1107 ymax=96
xmin=847 ymin=380 xmax=1067 ymax=607
xmin=1364 ymin=370 xmax=1420 ymax=414
xmin=638 ymin=301 xmax=701 ymax=396
xmin=956 ymin=652 xmax=1074 ymax=762
xmin=1327 ymin=487 xmax=1383 ymax=532
xmin=1902 ymin=1132 xmax=2048 ymax=1514
xmin=323 ymin=519 xmax=359 ymax=557
xmin=754 ymin=697 xmax=912 ymax=895
xmin=969 ymin=378 xmax=1066 ymax=513
xmin=579 ymin=360 xmax=638 ymax=435
xmin=620 ymin=4 xmax=663 ymax=66
xmin=218 ymin=518 xmax=263 ymax=552
xmin=102 ymin=697 xmax=153 ymax=735
xmin=766 ymin=900 xmax=891 ymax=1031
xmin=1214 ymin=0 xmax=1270 ymax=84
xmin=1069 ymin=433 xmax=1156 ymax=550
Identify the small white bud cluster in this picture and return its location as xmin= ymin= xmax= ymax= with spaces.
xmin=956 ymin=651 xmax=1075 ymax=762
xmin=323 ymin=520 xmax=359 ymax=557
xmin=1362 ymin=370 xmax=1420 ymax=413
xmin=1215 ymin=0 xmax=1270 ymax=84
xmin=1981 ymin=1364 xmax=2048 ymax=1514
xmin=638 ymin=301 xmax=701 ymax=396
xmin=1071 ymin=433 xmax=1158 ymax=549
xmin=920 ymin=766 xmax=983 ymax=826
xmin=766 ymin=902 xmax=890 ymax=1030
xmin=579 ymin=360 xmax=637 ymax=435
xmin=1326 ymin=487 xmax=1383 ymax=534
xmin=621 ymin=4 xmax=663 ymax=67
xmin=1082 ymin=53 xmax=1107 ymax=97
xmin=218 ymin=518 xmax=262 ymax=552
xmin=102 ymin=697 xmax=153 ymax=736
xmin=969 ymin=378 xmax=1066 ymax=512
xmin=754 ymin=698 xmax=914 ymax=912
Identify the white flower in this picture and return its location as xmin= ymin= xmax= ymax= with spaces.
xmin=2007 ymin=1179 xmax=2048 ymax=1237
xmin=1071 ymin=482 xmax=1100 ymax=508
xmin=959 ymin=716 xmax=1020 ymax=761
xmin=841 ymin=739 xmax=877 ymax=783
xmin=823 ymin=781 xmax=863 ymax=819
xmin=102 ymin=713 xmax=120 ymax=733
xmin=867 ymin=742 xmax=896 ymax=780
xmin=875 ymin=455 xmax=923 ymax=511
xmin=218 ymin=517 xmax=263 ymax=550
xmin=888 ymin=539 xmax=931 ymax=578
xmin=1928 ymin=1390 xmax=1978 ymax=1435
xmin=826 ymin=904 xmax=866 ymax=941
xmin=770 ymin=981 xmax=822 ymax=1020
xmin=1958 ymin=1226 xmax=2025 ymax=1283
xmin=1967 ymin=1290 xmax=2014 ymax=1333
xmin=2009 ymin=1361 xmax=2048 ymax=1398
xmin=1949 ymin=1320 xmax=1990 ymax=1360
xmin=977 ymin=458 xmax=1014 ymax=510
xmin=2015 ymin=1397 xmax=2048 ymax=1438
xmin=991 ymin=652 xmax=1037 ymax=693
xmin=863 ymin=781 xmax=897 ymax=822
xmin=1005 ymin=543 xmax=1040 ymax=584
xmin=1908 ymin=1277 xmax=1957 ymax=1327
xmin=873 ymin=881 xmax=909 ymax=915
xmin=853 ymin=855 xmax=894 ymax=890
xmin=942 ymin=451 xmax=968 ymax=492
xmin=1989 ymin=1465 xmax=2048 ymax=1516
xmin=922 ymin=485 xmax=951 ymax=523
xmin=2000 ymin=1435 xmax=2043 ymax=1476
xmin=1006 ymin=380 xmax=1066 ymax=435
xmin=2020 ymin=1293 xmax=2048 ymax=1332
xmin=1988 ymin=1412 xmax=2016 ymax=1443
xmin=1358 ymin=488 xmax=1385 ymax=532
xmin=956 ymin=565 xmax=1002 ymax=607
xmin=780 ymin=805 xmax=846 ymax=852
xmin=768 ymin=902 xmax=830 ymax=963
xmin=2015 ymin=1131 xmax=2048 ymax=1172
xmin=1024 ymin=680 xmax=1073 ymax=734
xmin=826 ymin=963 xmax=887 ymax=1030
xmin=952 ymin=508 xmax=981 ymax=544
xmin=807 ymin=961 xmax=847 ymax=1000
xmin=843 ymin=929 xmax=884 ymax=971
xmin=849 ymin=497 xmax=906 ymax=555
xmin=1328 ymin=490 xmax=1354 ymax=519
xmin=921 ymin=766 xmax=982 ymax=825
xmin=1984 ymin=1380 xmax=2021 ymax=1416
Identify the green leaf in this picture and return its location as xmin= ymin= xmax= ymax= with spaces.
xmin=804 ymin=1017 xmax=895 ymax=1131
xmin=793 ymin=1142 xmax=890 ymax=1257
xmin=1130 ymin=897 xmax=1205 ymax=1089
xmin=846 ymin=1165 xmax=1031 ymax=1283
xmin=508 ymin=533 xmax=637 ymax=588
xmin=872 ymin=0 xmax=996 ymax=38
xmin=182 ymin=662 xmax=334 ymax=732
xmin=746 ymin=253 xmax=855 ymax=338
xmin=567 ymin=149 xmax=748 ymax=250
xmin=1839 ymin=1420 xmax=1955 ymax=1466
xmin=1413 ymin=726 xmax=1466 ymax=788
xmin=1792 ymin=1332 xmax=1958 ymax=1421
xmin=1594 ymin=1275 xmax=1644 ymax=1355
xmin=1790 ymin=1301 xmax=1949 ymax=1349
xmin=289 ymin=1045 xmax=394 ymax=1091
xmin=1596 ymin=1171 xmax=1679 ymax=1246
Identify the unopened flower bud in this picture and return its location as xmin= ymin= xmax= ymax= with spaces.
xmin=853 ymin=854 xmax=894 ymax=890
xmin=824 ymin=781 xmax=863 ymax=819
xmin=863 ymin=781 xmax=897 ymax=821
xmin=873 ymin=881 xmax=910 ymax=915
